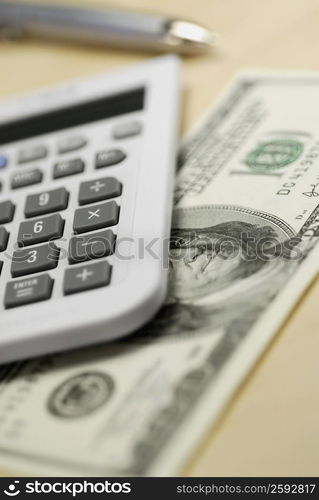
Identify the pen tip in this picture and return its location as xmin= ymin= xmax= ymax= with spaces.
xmin=167 ymin=20 xmax=217 ymax=53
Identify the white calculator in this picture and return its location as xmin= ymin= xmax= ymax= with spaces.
xmin=0 ymin=55 xmax=180 ymax=363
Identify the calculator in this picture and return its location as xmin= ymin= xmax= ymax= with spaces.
xmin=0 ymin=55 xmax=180 ymax=363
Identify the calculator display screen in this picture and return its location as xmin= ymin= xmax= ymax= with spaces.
xmin=0 ymin=87 xmax=145 ymax=146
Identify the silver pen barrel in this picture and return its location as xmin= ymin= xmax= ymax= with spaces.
xmin=0 ymin=1 xmax=216 ymax=54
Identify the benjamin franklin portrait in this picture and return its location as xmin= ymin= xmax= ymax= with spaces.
xmin=135 ymin=205 xmax=297 ymax=339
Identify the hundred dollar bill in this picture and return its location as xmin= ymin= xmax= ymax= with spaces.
xmin=1 ymin=72 xmax=319 ymax=476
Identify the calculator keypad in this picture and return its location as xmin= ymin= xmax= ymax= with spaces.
xmin=0 ymin=117 xmax=142 ymax=308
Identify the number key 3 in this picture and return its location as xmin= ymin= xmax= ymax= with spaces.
xmin=11 ymin=243 xmax=60 ymax=277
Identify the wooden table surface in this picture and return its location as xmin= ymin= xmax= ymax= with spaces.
xmin=1 ymin=0 xmax=319 ymax=477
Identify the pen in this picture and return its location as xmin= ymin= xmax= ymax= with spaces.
xmin=0 ymin=1 xmax=217 ymax=54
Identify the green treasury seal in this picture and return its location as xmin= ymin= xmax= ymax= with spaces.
xmin=245 ymin=139 xmax=303 ymax=171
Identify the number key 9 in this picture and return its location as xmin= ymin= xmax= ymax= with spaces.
xmin=25 ymin=187 xmax=69 ymax=218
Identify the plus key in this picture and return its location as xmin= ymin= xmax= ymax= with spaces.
xmin=63 ymin=261 xmax=112 ymax=294
xmin=78 ymin=177 xmax=122 ymax=205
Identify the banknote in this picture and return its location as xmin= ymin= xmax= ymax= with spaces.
xmin=1 ymin=72 xmax=319 ymax=476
